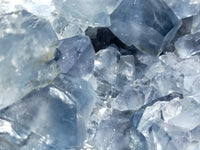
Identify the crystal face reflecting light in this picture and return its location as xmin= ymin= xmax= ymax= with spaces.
xmin=0 ymin=0 xmax=200 ymax=150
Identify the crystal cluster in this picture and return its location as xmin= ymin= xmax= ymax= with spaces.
xmin=0 ymin=0 xmax=200 ymax=150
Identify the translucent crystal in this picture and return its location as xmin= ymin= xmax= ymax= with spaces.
xmin=104 ymin=0 xmax=123 ymax=14
xmin=0 ymin=0 xmax=55 ymax=17
xmin=0 ymin=0 xmax=87 ymax=39
xmin=52 ymin=14 xmax=87 ymax=39
xmin=164 ymin=0 xmax=200 ymax=19
xmin=109 ymin=0 xmax=181 ymax=55
xmin=112 ymin=85 xmax=160 ymax=111
xmin=175 ymin=32 xmax=200 ymax=58
xmin=92 ymin=110 xmax=133 ymax=149
xmin=168 ymin=98 xmax=200 ymax=130
xmin=55 ymin=35 xmax=95 ymax=78
xmin=0 ymin=10 xmax=59 ymax=109
xmin=136 ymin=96 xmax=195 ymax=150
xmin=0 ymin=74 xmax=97 ymax=149
xmin=94 ymin=46 xmax=120 ymax=84
xmin=52 ymin=0 xmax=110 ymax=27
xmin=115 ymin=55 xmax=135 ymax=89
xmin=192 ymin=12 xmax=200 ymax=34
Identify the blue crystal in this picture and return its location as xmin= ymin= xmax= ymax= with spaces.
xmin=55 ymin=35 xmax=95 ymax=77
xmin=109 ymin=0 xmax=181 ymax=55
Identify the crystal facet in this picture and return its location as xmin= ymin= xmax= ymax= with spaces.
xmin=0 ymin=10 xmax=59 ymax=109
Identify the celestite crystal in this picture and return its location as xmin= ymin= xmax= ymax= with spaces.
xmin=109 ymin=0 xmax=181 ymax=55
xmin=192 ymin=12 xmax=200 ymax=34
xmin=0 ymin=74 xmax=97 ymax=149
xmin=0 ymin=10 xmax=59 ymax=109
xmin=164 ymin=0 xmax=200 ymax=19
xmin=1 ymin=0 xmax=200 ymax=150
xmin=175 ymin=32 xmax=200 ymax=58
xmin=52 ymin=0 xmax=110 ymax=27
xmin=55 ymin=35 xmax=95 ymax=78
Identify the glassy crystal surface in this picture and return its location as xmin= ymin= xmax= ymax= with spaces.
xmin=164 ymin=0 xmax=200 ymax=19
xmin=94 ymin=46 xmax=120 ymax=84
xmin=104 ymin=0 xmax=123 ymax=14
xmin=52 ymin=0 xmax=110 ymax=27
xmin=192 ymin=12 xmax=200 ymax=34
xmin=115 ymin=55 xmax=135 ymax=88
xmin=175 ymin=32 xmax=200 ymax=58
xmin=0 ymin=10 xmax=59 ymax=109
xmin=109 ymin=0 xmax=181 ymax=55
xmin=1 ymin=0 xmax=200 ymax=149
xmin=89 ymin=110 xmax=134 ymax=150
xmin=0 ymin=74 xmax=97 ymax=149
xmin=52 ymin=14 xmax=87 ymax=39
xmin=0 ymin=0 xmax=54 ymax=17
xmin=55 ymin=35 xmax=95 ymax=78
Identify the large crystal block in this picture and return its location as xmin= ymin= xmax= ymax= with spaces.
xmin=164 ymin=0 xmax=200 ymax=19
xmin=0 ymin=10 xmax=59 ymax=109
xmin=0 ymin=74 xmax=97 ymax=149
xmin=55 ymin=35 xmax=95 ymax=78
xmin=53 ymin=0 xmax=110 ymax=27
xmin=175 ymin=32 xmax=200 ymax=58
xmin=109 ymin=0 xmax=181 ymax=55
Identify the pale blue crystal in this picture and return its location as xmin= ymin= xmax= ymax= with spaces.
xmin=104 ymin=0 xmax=123 ymax=14
xmin=175 ymin=32 xmax=200 ymax=58
xmin=192 ymin=12 xmax=200 ymax=34
xmin=109 ymin=0 xmax=181 ymax=55
xmin=164 ymin=0 xmax=200 ymax=19
xmin=94 ymin=46 xmax=120 ymax=84
xmin=55 ymin=35 xmax=95 ymax=77
xmin=0 ymin=10 xmax=59 ymax=109
xmin=0 ymin=74 xmax=97 ymax=149
xmin=53 ymin=0 xmax=110 ymax=27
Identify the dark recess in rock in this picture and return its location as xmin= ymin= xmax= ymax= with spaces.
xmin=85 ymin=27 xmax=138 ymax=55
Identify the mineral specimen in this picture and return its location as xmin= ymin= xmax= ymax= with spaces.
xmin=55 ymin=35 xmax=95 ymax=78
xmin=175 ymin=32 xmax=200 ymax=58
xmin=0 ymin=10 xmax=59 ymax=109
xmin=164 ymin=0 xmax=200 ymax=19
xmin=0 ymin=74 xmax=97 ymax=149
xmin=109 ymin=0 xmax=181 ymax=55
xmin=52 ymin=0 xmax=110 ymax=27
xmin=1 ymin=0 xmax=200 ymax=150
xmin=192 ymin=12 xmax=200 ymax=34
